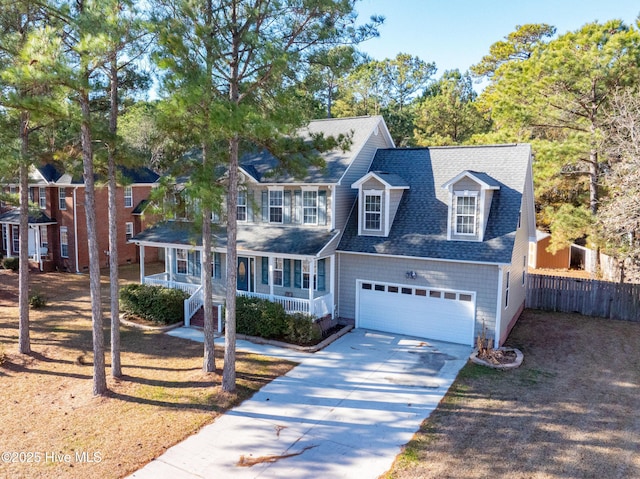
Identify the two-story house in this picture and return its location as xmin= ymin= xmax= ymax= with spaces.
xmin=0 ymin=164 xmax=160 ymax=272
xmin=131 ymin=117 xmax=535 ymax=347
xmin=130 ymin=116 xmax=395 ymax=322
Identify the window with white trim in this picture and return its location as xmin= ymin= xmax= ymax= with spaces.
xmin=124 ymin=185 xmax=133 ymax=208
xmin=301 ymin=261 xmax=316 ymax=289
xmin=60 ymin=227 xmax=69 ymax=258
xmin=455 ymin=194 xmax=477 ymax=235
xmin=273 ymin=257 xmax=284 ymax=286
xmin=269 ymin=190 xmax=283 ymax=223
xmin=364 ymin=193 xmax=382 ymax=231
xmin=59 ymin=187 xmax=66 ymax=210
xmin=125 ymin=222 xmax=134 ymax=240
xmin=39 ymin=187 xmax=46 ymax=209
xmin=237 ymin=190 xmax=247 ymax=222
xmin=505 ymin=271 xmax=510 ymax=308
xmin=40 ymin=226 xmax=48 ymax=249
xmin=12 ymin=226 xmax=19 ymax=252
xmin=303 ymin=190 xmax=317 ymax=224
xmin=176 ymin=249 xmax=188 ymax=274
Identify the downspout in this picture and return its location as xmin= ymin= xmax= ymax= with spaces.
xmin=494 ymin=265 xmax=504 ymax=348
xmin=73 ymin=187 xmax=80 ymax=273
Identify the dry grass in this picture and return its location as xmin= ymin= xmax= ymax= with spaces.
xmin=383 ymin=309 xmax=640 ymax=479
xmin=0 ymin=264 xmax=295 ymax=479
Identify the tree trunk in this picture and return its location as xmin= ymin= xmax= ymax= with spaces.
xmin=222 ymin=134 xmax=238 ymax=392
xmin=18 ymin=111 xmax=31 ymax=355
xmin=589 ymin=148 xmax=599 ymax=214
xmin=108 ymin=54 xmax=121 ymax=378
xmin=202 ymin=145 xmax=216 ymax=373
xmin=80 ymin=87 xmax=107 ymax=396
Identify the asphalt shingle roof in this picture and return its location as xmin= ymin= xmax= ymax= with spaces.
xmin=0 ymin=208 xmax=56 ymax=225
xmin=132 ymin=221 xmax=337 ymax=256
xmin=337 ymin=144 xmax=532 ymax=264
xmin=241 ymin=116 xmax=387 ymax=184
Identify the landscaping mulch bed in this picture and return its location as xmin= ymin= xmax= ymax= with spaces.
xmin=0 ymin=264 xmax=295 ymax=479
xmin=383 ymin=309 xmax=640 ymax=479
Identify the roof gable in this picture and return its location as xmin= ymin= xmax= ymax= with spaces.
xmin=338 ymin=144 xmax=533 ymax=264
xmin=240 ymin=116 xmax=393 ymax=184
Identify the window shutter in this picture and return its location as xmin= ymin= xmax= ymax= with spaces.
xmin=318 ymin=190 xmax=327 ymax=225
xmin=261 ymin=257 xmax=269 ymax=284
xmin=317 ymin=258 xmax=326 ymax=291
xmin=248 ymin=191 xmax=254 ymax=222
xmin=284 ymin=190 xmax=291 ymax=223
xmin=283 ymin=259 xmax=291 ymax=287
xmin=293 ymin=190 xmax=302 ymax=224
xmin=261 ymin=190 xmax=268 ymax=222
xmin=214 ymin=252 xmax=221 ymax=278
xmin=294 ymin=260 xmax=301 ymax=288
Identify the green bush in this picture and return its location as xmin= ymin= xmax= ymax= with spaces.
xmin=29 ymin=292 xmax=47 ymax=309
xmin=2 ymin=257 xmax=19 ymax=272
xmin=236 ymin=296 xmax=321 ymax=344
xmin=120 ymin=283 xmax=188 ymax=324
xmin=284 ymin=313 xmax=321 ymax=345
xmin=236 ymin=295 xmax=288 ymax=339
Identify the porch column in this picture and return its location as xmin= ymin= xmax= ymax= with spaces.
xmin=329 ymin=254 xmax=335 ymax=318
xmin=268 ymin=256 xmax=274 ymax=298
xmin=308 ymin=258 xmax=315 ymax=315
xmin=168 ymin=248 xmax=174 ymax=283
xmin=33 ymin=226 xmax=40 ymax=262
xmin=7 ymin=225 xmax=12 ymax=256
xmin=139 ymin=245 xmax=145 ymax=284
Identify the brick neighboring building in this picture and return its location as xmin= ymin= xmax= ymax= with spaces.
xmin=0 ymin=164 xmax=160 ymax=272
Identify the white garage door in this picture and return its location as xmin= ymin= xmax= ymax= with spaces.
xmin=357 ymin=280 xmax=476 ymax=345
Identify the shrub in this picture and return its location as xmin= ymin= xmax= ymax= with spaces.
xmin=2 ymin=257 xmax=19 ymax=272
xmin=236 ymin=295 xmax=288 ymax=339
xmin=284 ymin=313 xmax=321 ymax=345
xmin=29 ymin=292 xmax=47 ymax=309
xmin=120 ymin=283 xmax=188 ymax=324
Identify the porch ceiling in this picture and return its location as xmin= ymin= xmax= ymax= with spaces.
xmin=132 ymin=221 xmax=338 ymax=256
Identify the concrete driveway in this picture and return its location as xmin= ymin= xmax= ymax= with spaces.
xmin=128 ymin=328 xmax=471 ymax=479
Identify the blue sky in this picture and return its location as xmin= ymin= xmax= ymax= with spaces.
xmin=354 ymin=0 xmax=640 ymax=77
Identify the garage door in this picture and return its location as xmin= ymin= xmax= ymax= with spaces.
xmin=357 ymin=281 xmax=476 ymax=345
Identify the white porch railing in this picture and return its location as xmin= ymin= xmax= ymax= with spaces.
xmin=144 ymin=273 xmax=201 ymax=296
xmin=237 ymin=290 xmax=332 ymax=317
xmin=184 ymin=286 xmax=203 ymax=327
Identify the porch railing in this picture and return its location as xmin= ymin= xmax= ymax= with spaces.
xmin=144 ymin=274 xmax=201 ymax=296
xmin=237 ymin=290 xmax=332 ymax=317
xmin=184 ymin=286 xmax=203 ymax=327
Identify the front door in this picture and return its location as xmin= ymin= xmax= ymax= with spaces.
xmin=237 ymin=257 xmax=249 ymax=291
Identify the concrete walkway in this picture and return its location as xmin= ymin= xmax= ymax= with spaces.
xmin=128 ymin=327 xmax=471 ymax=479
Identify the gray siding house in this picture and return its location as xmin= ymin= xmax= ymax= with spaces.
xmin=131 ymin=116 xmax=395 ymax=324
xmin=131 ymin=117 xmax=535 ymax=347
xmin=337 ymin=144 xmax=536 ymax=347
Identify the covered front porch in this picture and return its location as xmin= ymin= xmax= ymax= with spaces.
xmin=0 ymin=209 xmax=57 ymax=271
xmin=136 ymin=244 xmax=335 ymax=328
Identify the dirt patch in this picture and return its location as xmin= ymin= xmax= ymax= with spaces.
xmin=383 ymin=309 xmax=640 ymax=479
xmin=0 ymin=264 xmax=295 ymax=479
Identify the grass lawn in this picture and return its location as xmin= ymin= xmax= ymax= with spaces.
xmin=383 ymin=309 xmax=640 ymax=479
xmin=0 ymin=264 xmax=295 ymax=479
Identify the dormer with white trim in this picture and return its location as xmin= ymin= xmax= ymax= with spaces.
xmin=442 ymin=171 xmax=500 ymax=242
xmin=352 ymin=171 xmax=409 ymax=237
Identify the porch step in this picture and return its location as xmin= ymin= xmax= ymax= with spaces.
xmin=189 ymin=306 xmax=219 ymax=329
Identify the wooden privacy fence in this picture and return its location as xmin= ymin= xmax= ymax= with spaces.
xmin=526 ymin=274 xmax=640 ymax=321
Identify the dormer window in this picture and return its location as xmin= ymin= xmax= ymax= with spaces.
xmin=455 ymin=193 xmax=477 ymax=235
xmin=352 ymin=171 xmax=409 ymax=237
xmin=364 ymin=192 xmax=382 ymax=231
xmin=443 ymin=171 xmax=500 ymax=242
